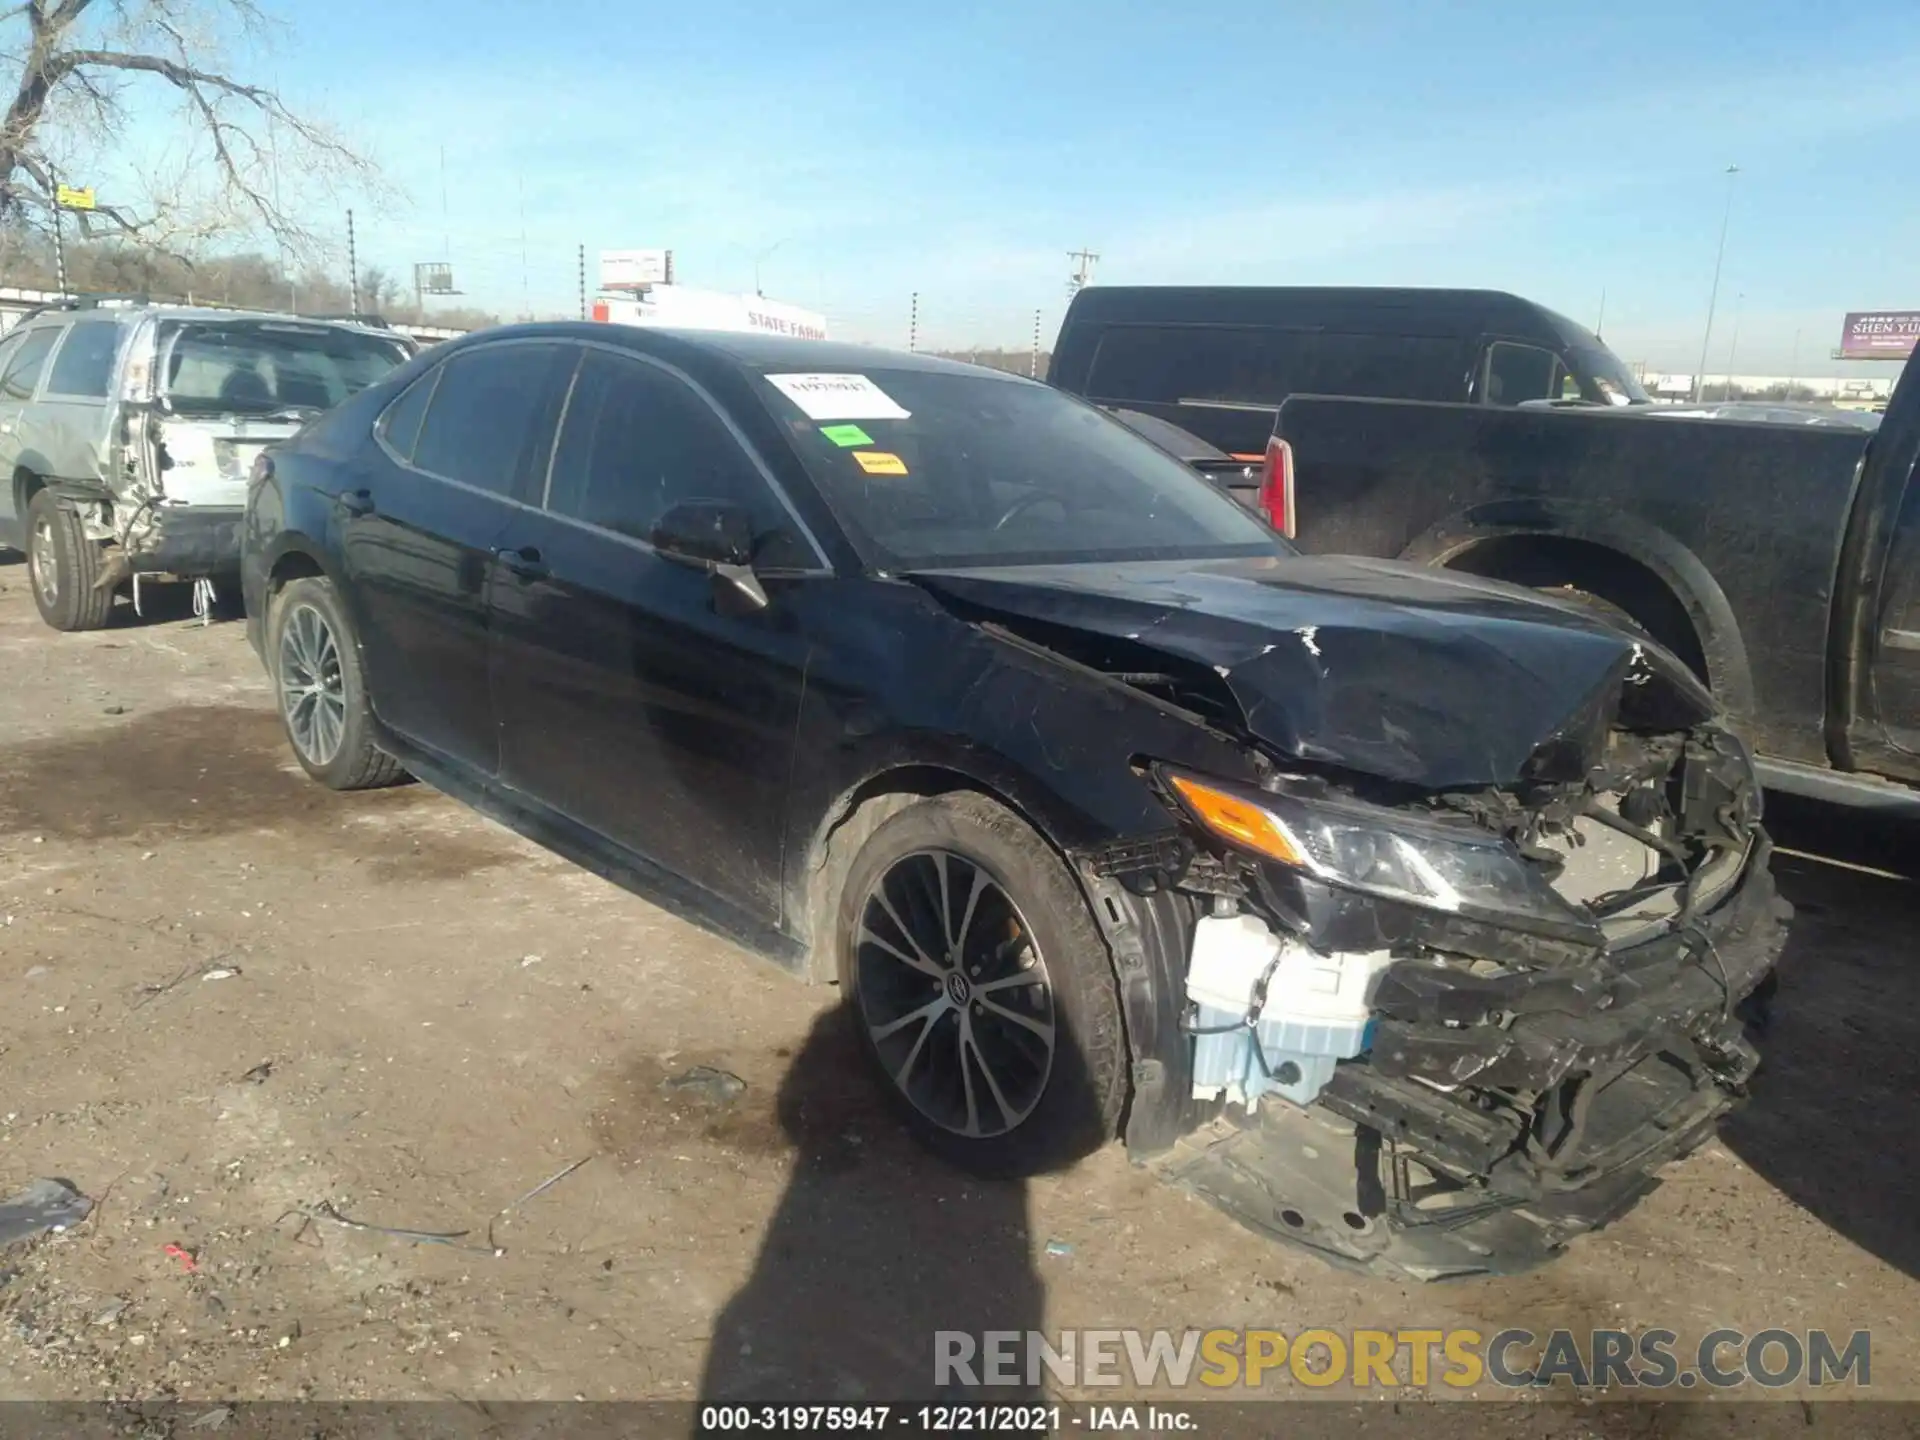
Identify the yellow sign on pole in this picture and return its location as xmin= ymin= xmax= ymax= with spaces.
xmin=55 ymin=184 xmax=95 ymax=211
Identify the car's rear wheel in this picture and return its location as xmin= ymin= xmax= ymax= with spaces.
xmin=835 ymin=792 xmax=1128 ymax=1177
xmin=270 ymin=576 xmax=406 ymax=790
xmin=26 ymin=489 xmax=115 ymax=632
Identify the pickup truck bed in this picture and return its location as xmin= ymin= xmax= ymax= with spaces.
xmin=1263 ymin=369 xmax=1920 ymax=797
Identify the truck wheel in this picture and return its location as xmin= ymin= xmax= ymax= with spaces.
xmin=26 ymin=489 xmax=115 ymax=631
xmin=835 ymin=791 xmax=1128 ymax=1179
xmin=270 ymin=576 xmax=407 ymax=790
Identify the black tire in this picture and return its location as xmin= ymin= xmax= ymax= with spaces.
xmin=26 ymin=489 xmax=115 ymax=631
xmin=269 ymin=576 xmax=407 ymax=791
xmin=1533 ymin=584 xmax=1652 ymax=641
xmin=835 ymin=791 xmax=1128 ymax=1178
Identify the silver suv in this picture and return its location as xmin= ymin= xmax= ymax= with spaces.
xmin=0 ymin=298 xmax=414 ymax=630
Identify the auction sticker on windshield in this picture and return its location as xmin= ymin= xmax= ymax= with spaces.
xmin=852 ymin=451 xmax=909 ymax=476
xmin=819 ymin=424 xmax=874 ymax=447
xmin=767 ymin=373 xmax=911 ymax=421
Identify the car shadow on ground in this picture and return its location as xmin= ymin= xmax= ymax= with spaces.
xmin=698 ymin=1005 xmax=1061 ymax=1406
xmin=1718 ymin=795 xmax=1920 ymax=1280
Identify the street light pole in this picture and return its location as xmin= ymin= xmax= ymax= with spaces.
xmin=1692 ymin=165 xmax=1739 ymax=403
xmin=1723 ymin=292 xmax=1745 ymax=400
xmin=754 ymin=238 xmax=790 ymax=297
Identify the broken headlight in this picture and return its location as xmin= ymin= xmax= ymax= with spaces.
xmin=1161 ymin=769 xmax=1600 ymax=942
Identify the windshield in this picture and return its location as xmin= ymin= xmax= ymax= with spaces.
xmin=1569 ymin=343 xmax=1650 ymax=406
xmin=756 ymin=367 xmax=1287 ymax=569
xmin=160 ymin=321 xmax=410 ymax=415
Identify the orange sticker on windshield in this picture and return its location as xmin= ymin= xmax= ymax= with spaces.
xmin=853 ymin=451 xmax=908 ymax=476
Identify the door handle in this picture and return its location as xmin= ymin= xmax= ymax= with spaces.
xmin=495 ymin=545 xmax=548 ymax=580
xmin=335 ymin=488 xmax=375 ymax=518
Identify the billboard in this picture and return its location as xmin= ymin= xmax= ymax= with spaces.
xmin=1839 ymin=311 xmax=1920 ymax=360
xmin=600 ymin=248 xmax=671 ymax=291
xmin=590 ymin=285 xmax=828 ymax=340
xmin=414 ymin=262 xmax=457 ymax=295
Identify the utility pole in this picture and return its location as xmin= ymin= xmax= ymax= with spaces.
xmin=909 ymin=292 xmax=918 ymax=353
xmin=1595 ymin=287 xmax=1607 ymax=338
xmin=347 ymin=209 xmax=359 ymax=315
xmin=754 ymin=238 xmax=789 ymax=298
xmin=578 ymin=244 xmax=587 ymax=320
xmin=49 ymin=166 xmax=67 ymax=297
xmin=1067 ymin=248 xmax=1099 ymax=295
xmin=1692 ymin=165 xmax=1739 ymax=403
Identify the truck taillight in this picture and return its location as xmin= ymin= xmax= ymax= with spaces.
xmin=1259 ymin=437 xmax=1296 ymax=539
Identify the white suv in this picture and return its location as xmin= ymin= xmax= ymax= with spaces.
xmin=0 ymin=298 xmax=413 ymax=630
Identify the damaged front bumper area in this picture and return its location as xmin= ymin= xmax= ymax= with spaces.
xmin=1090 ymin=723 xmax=1790 ymax=1280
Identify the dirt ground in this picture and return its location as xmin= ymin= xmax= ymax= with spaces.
xmin=0 ymin=559 xmax=1917 ymax=1418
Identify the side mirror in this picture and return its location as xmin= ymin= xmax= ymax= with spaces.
xmin=648 ymin=498 xmax=768 ymax=611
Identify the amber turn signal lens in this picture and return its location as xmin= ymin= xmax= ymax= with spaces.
xmin=1167 ymin=774 xmax=1307 ymax=867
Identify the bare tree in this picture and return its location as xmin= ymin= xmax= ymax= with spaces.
xmin=357 ymin=263 xmax=402 ymax=316
xmin=0 ymin=0 xmax=376 ymax=256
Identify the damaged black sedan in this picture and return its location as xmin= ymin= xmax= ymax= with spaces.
xmin=241 ymin=325 xmax=1788 ymax=1279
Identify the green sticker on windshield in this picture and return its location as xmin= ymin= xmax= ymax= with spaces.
xmin=820 ymin=424 xmax=874 ymax=448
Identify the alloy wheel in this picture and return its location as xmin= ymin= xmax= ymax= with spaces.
xmin=28 ymin=514 xmax=57 ymax=608
xmin=853 ymin=850 xmax=1057 ymax=1138
xmin=279 ymin=603 xmax=348 ymax=766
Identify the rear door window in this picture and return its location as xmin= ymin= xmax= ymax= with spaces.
xmin=1309 ymin=332 xmax=1468 ymax=401
xmin=376 ymin=369 xmax=440 ymax=463
xmin=45 ymin=321 xmax=121 ymax=398
xmin=1086 ymin=326 xmax=1319 ymax=406
xmin=409 ymin=342 xmax=571 ymax=500
xmin=546 ymin=347 xmax=816 ymax=568
xmin=1088 ymin=324 xmax=1465 ymax=406
xmin=1 ymin=327 xmax=63 ymax=401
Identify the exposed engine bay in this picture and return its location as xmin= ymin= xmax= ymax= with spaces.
xmin=1127 ymin=702 xmax=1782 ymax=1278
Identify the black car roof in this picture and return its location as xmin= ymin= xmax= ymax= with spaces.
xmin=641 ymin=329 xmax=1006 ymax=377
xmin=453 ymin=322 xmax=1019 ymax=382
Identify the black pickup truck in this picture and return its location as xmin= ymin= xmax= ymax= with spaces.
xmin=1238 ymin=358 xmax=1920 ymax=809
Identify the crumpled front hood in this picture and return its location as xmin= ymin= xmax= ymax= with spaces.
xmin=909 ymin=554 xmax=1715 ymax=789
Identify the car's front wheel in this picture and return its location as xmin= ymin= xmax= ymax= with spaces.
xmin=270 ymin=576 xmax=406 ymax=791
xmin=835 ymin=792 xmax=1128 ymax=1178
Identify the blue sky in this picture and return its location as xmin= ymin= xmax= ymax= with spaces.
xmin=131 ymin=2 xmax=1920 ymax=372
